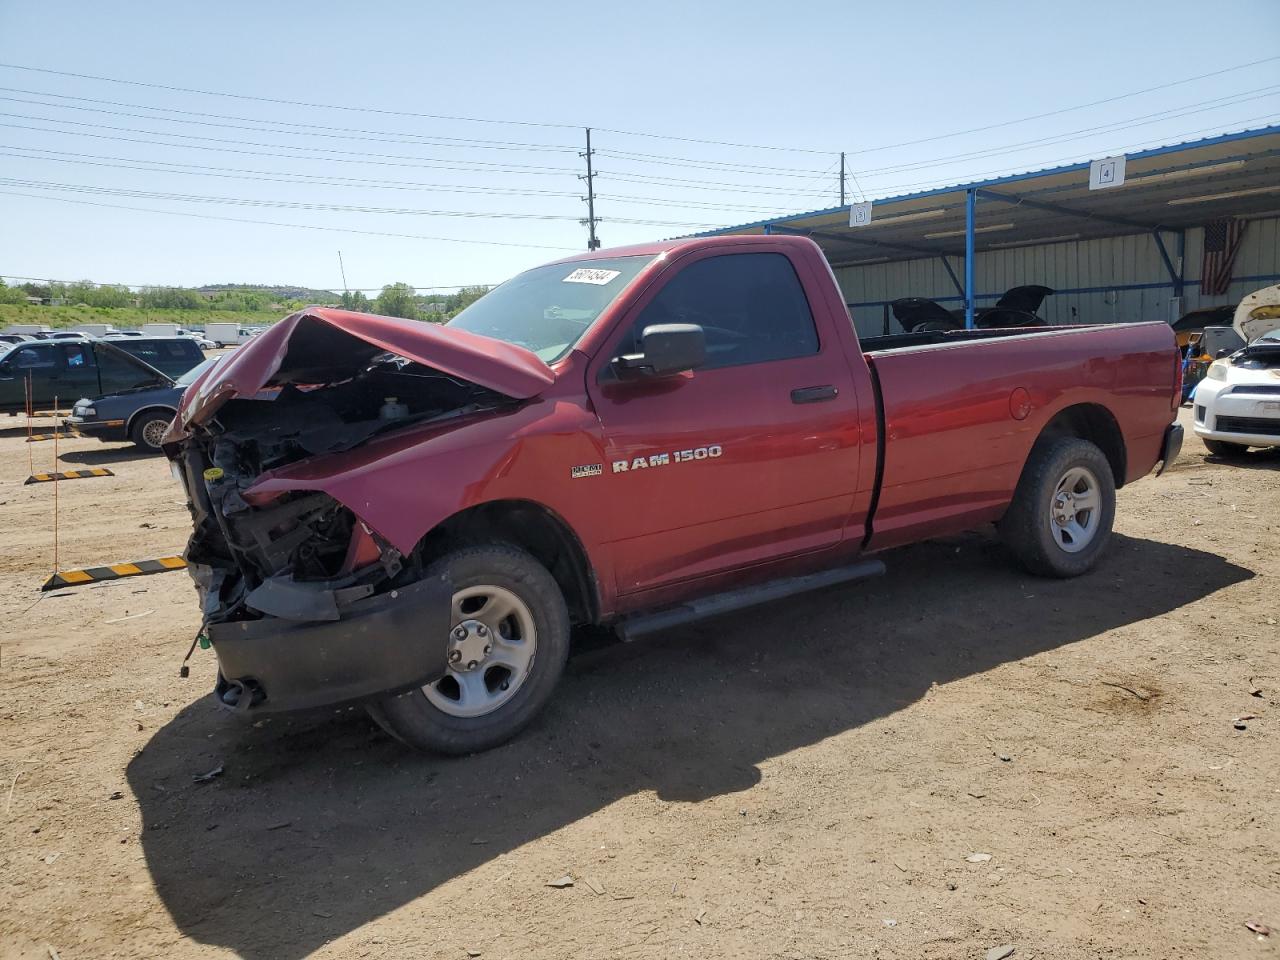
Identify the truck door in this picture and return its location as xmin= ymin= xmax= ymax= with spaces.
xmin=55 ymin=342 xmax=100 ymax=404
xmin=587 ymin=248 xmax=863 ymax=598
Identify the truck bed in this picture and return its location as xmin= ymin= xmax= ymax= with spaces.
xmin=862 ymin=322 xmax=1178 ymax=551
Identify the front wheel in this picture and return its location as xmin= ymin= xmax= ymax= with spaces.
xmin=368 ymin=544 xmax=570 ymax=755
xmin=130 ymin=410 xmax=173 ymax=452
xmin=1203 ymin=438 xmax=1249 ymax=458
xmin=999 ymin=437 xmax=1116 ymax=578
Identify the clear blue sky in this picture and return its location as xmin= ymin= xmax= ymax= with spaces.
xmin=1 ymin=0 xmax=1278 ymax=294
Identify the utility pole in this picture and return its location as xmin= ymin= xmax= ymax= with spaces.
xmin=580 ymin=127 xmax=600 ymax=250
xmin=337 ymin=250 xmax=349 ymax=305
xmin=839 ymin=152 xmax=846 ymax=207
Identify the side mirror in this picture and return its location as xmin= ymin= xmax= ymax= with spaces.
xmin=1215 ymin=348 xmax=1230 ymax=359
xmin=612 ymin=323 xmax=705 ymax=379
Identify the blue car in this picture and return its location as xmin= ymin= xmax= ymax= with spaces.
xmin=64 ymin=355 xmax=218 ymax=452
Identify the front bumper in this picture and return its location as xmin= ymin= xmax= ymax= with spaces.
xmin=62 ymin=416 xmax=127 ymax=442
xmin=207 ymin=572 xmax=452 ymax=714
xmin=1192 ymin=379 xmax=1280 ymax=448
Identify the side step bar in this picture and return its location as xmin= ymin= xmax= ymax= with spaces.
xmin=617 ymin=558 xmax=886 ymax=642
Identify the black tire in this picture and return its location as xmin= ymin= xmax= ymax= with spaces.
xmin=1203 ymin=438 xmax=1249 ymax=458
xmin=130 ymin=409 xmax=174 ymax=452
xmin=369 ymin=544 xmax=570 ymax=755
xmin=998 ymin=436 xmax=1116 ymax=578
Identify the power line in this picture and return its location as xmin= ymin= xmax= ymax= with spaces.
xmin=1 ymin=56 xmax=1276 ymax=157
xmin=0 ymin=62 xmax=583 ymax=131
xmin=0 ymin=177 xmax=732 ymax=229
xmin=0 ymin=92 xmax=581 ymax=153
xmin=0 ymin=121 xmax=584 ymax=178
xmin=0 ymin=85 xmax=578 ymax=151
xmin=0 ymin=146 xmax=585 ymax=197
xmin=593 ymin=147 xmax=834 ymax=176
xmin=839 ymin=54 xmax=1280 ymax=158
xmin=13 ymin=80 xmax=1270 ymax=186
xmin=0 ymin=122 xmax=843 ymax=199
xmin=864 ymin=115 xmax=1280 ymax=198
xmin=0 ymin=190 xmax=581 ymax=251
xmin=0 ymin=111 xmax=583 ymax=174
xmin=850 ymin=86 xmax=1280 ymax=178
xmin=0 ymin=147 xmax=808 ymax=213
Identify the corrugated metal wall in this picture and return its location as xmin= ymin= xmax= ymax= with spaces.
xmin=836 ymin=215 xmax=1280 ymax=337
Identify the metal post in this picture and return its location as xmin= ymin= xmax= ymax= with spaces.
xmin=839 ymin=152 xmax=846 ymax=207
xmin=1175 ymin=229 xmax=1186 ymax=298
xmin=964 ymin=189 xmax=976 ymax=329
xmin=581 ymin=128 xmax=600 ymax=251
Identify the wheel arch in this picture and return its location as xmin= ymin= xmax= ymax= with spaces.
xmin=415 ymin=499 xmax=600 ymax=626
xmin=1032 ymin=402 xmax=1127 ymax=487
xmin=126 ymin=403 xmax=178 ymax=433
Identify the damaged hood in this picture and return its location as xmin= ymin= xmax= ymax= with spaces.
xmin=176 ymin=307 xmax=555 ymax=429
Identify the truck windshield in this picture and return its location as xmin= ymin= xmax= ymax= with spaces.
xmin=447 ymin=255 xmax=654 ymax=362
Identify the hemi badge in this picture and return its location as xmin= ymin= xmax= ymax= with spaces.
xmin=571 ymin=463 xmax=603 ymax=479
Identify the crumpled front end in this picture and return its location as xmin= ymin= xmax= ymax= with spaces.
xmin=168 ymin=312 xmax=535 ymax=714
xmin=175 ymin=431 xmax=454 ymax=713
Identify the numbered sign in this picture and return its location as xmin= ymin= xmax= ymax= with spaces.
xmin=848 ymin=201 xmax=873 ymax=227
xmin=1089 ymin=156 xmax=1126 ymax=190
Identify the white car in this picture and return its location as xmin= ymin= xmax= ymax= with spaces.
xmin=1192 ymin=283 xmax=1280 ymax=456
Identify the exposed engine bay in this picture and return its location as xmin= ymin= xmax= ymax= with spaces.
xmin=176 ymin=353 xmax=511 ymax=630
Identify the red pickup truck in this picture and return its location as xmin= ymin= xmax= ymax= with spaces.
xmin=167 ymin=235 xmax=1182 ymax=754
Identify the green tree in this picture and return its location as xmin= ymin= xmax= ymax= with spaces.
xmin=141 ymin=286 xmax=204 ymax=310
xmin=374 ymin=283 xmax=419 ymax=320
xmin=0 ymin=279 xmax=26 ymax=305
xmin=340 ymin=290 xmax=370 ymax=311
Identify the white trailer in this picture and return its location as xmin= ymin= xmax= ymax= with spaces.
xmin=5 ymin=324 xmax=52 ymax=336
xmin=141 ymin=322 xmax=182 ymax=337
xmin=73 ymin=323 xmax=118 ymax=338
xmin=203 ymin=322 xmax=243 ymax=347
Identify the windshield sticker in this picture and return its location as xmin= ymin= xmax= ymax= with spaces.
xmin=563 ymin=268 xmax=621 ymax=285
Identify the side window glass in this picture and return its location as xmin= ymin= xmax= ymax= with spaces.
xmin=62 ymin=344 xmax=94 ymax=368
xmin=12 ymin=346 xmax=56 ymax=369
xmin=628 ymin=252 xmax=820 ymax=370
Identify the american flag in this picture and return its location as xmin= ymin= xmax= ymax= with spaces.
xmin=1200 ymin=217 xmax=1247 ymax=297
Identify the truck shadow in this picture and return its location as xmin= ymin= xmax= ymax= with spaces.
xmin=57 ymin=446 xmax=157 ymax=465
xmin=126 ymin=532 xmax=1251 ymax=959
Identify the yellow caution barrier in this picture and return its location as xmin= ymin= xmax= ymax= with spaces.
xmin=25 ymin=468 xmax=114 ymax=485
xmin=42 ymin=556 xmax=187 ymax=591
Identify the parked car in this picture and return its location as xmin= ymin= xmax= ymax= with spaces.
xmin=103 ymin=336 xmax=206 ymax=379
xmin=166 ymin=235 xmax=1181 ymax=755
xmin=0 ymin=333 xmax=35 ymax=345
xmin=1192 ymin=283 xmax=1280 ymax=455
xmin=64 ymin=356 xmax=218 ymax=452
xmin=103 ymin=330 xmax=144 ymax=338
xmin=0 ymin=339 xmax=172 ymax=414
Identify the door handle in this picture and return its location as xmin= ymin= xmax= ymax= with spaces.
xmin=790 ymin=384 xmax=838 ymax=404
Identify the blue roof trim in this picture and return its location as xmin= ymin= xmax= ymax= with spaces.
xmin=693 ymin=124 xmax=1280 ymax=238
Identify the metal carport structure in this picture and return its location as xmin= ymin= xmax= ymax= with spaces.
xmin=695 ymin=125 xmax=1280 ymax=331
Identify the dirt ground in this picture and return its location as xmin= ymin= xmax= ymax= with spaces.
xmin=1 ymin=406 xmax=1276 ymax=960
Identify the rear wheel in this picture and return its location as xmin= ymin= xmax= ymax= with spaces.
xmin=999 ymin=436 xmax=1116 ymax=578
xmin=1203 ymin=438 xmax=1249 ymax=457
xmin=130 ymin=409 xmax=173 ymax=452
xmin=369 ymin=544 xmax=570 ymax=755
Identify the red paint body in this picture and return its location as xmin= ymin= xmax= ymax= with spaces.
xmin=173 ymin=236 xmax=1179 ymax=622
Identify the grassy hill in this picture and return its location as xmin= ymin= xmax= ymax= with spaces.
xmin=0 ymin=303 xmax=286 ymax=331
